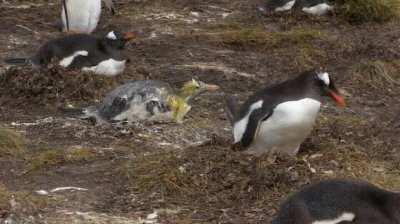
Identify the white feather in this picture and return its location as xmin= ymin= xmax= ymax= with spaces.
xmin=106 ymin=31 xmax=117 ymax=40
xmin=302 ymin=3 xmax=333 ymax=16
xmin=82 ymin=58 xmax=126 ymax=76
xmin=59 ymin=50 xmax=88 ymax=67
xmin=61 ymin=0 xmax=102 ymax=33
xmin=275 ymin=0 xmax=296 ymax=12
xmin=247 ymin=98 xmax=321 ymax=156
xmin=317 ymin=72 xmax=330 ymax=86
xmin=233 ymin=100 xmax=263 ymax=143
xmin=312 ymin=212 xmax=355 ymax=224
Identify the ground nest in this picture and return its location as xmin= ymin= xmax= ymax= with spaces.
xmin=0 ymin=66 xmax=118 ymax=108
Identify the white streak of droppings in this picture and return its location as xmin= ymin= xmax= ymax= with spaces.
xmin=35 ymin=190 xmax=49 ymax=195
xmin=59 ymin=50 xmax=88 ymax=67
xmin=312 ymin=212 xmax=355 ymax=224
xmin=233 ymin=100 xmax=263 ymax=143
xmin=50 ymin=187 xmax=88 ymax=193
xmin=106 ymin=31 xmax=117 ymax=40
xmin=302 ymin=3 xmax=333 ymax=16
xmin=275 ymin=0 xmax=296 ymax=12
xmin=317 ymin=72 xmax=330 ymax=86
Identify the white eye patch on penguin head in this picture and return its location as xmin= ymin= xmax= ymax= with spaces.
xmin=106 ymin=31 xmax=118 ymax=40
xmin=317 ymin=72 xmax=330 ymax=86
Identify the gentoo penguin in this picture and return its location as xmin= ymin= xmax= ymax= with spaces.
xmin=297 ymin=0 xmax=334 ymax=16
xmin=82 ymin=79 xmax=219 ymax=124
xmin=226 ymin=70 xmax=345 ymax=156
xmin=266 ymin=0 xmax=297 ymax=12
xmin=272 ymin=179 xmax=400 ymax=224
xmin=265 ymin=0 xmax=333 ymax=15
xmin=61 ymin=0 xmax=115 ymax=33
xmin=4 ymin=30 xmax=135 ymax=76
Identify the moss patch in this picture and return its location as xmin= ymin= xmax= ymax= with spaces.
xmin=28 ymin=148 xmax=96 ymax=171
xmin=0 ymin=129 xmax=25 ymax=158
xmin=337 ymin=0 xmax=400 ymax=23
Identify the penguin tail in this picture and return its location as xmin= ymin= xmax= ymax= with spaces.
xmin=225 ymin=94 xmax=238 ymax=126
xmin=4 ymin=58 xmax=31 ymax=66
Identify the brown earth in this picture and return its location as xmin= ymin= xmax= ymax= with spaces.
xmin=0 ymin=0 xmax=400 ymax=223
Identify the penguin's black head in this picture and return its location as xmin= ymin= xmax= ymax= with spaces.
xmin=103 ymin=30 xmax=136 ymax=49
xmin=314 ymin=71 xmax=346 ymax=107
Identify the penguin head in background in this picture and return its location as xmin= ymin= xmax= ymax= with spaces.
xmin=103 ymin=30 xmax=136 ymax=49
xmin=314 ymin=71 xmax=346 ymax=107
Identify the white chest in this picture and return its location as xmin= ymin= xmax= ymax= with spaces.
xmin=61 ymin=0 xmax=102 ymax=33
xmin=250 ymin=98 xmax=321 ymax=156
xmin=302 ymin=3 xmax=333 ymax=16
xmin=82 ymin=59 xmax=126 ymax=76
xmin=275 ymin=0 xmax=296 ymax=12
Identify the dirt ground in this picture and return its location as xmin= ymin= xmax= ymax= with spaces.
xmin=0 ymin=0 xmax=400 ymax=223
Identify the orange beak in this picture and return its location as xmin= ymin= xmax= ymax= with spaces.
xmin=329 ymin=91 xmax=346 ymax=107
xmin=123 ymin=32 xmax=136 ymax=41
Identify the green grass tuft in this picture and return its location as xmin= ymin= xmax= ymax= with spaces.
xmin=337 ymin=0 xmax=400 ymax=23
xmin=0 ymin=129 xmax=25 ymax=158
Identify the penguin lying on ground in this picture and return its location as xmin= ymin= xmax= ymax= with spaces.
xmin=4 ymin=30 xmax=135 ymax=76
xmin=265 ymin=0 xmax=333 ymax=15
xmin=272 ymin=179 xmax=400 ymax=224
xmin=61 ymin=0 xmax=115 ymax=33
xmin=226 ymin=70 xmax=346 ymax=156
xmin=80 ymin=79 xmax=219 ymax=124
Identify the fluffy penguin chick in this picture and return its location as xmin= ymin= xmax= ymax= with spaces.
xmin=83 ymin=79 xmax=219 ymax=124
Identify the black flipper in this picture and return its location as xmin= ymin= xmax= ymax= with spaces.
xmin=225 ymin=94 xmax=238 ymax=125
xmin=240 ymin=108 xmax=272 ymax=148
xmin=4 ymin=58 xmax=31 ymax=65
xmin=68 ymin=55 xmax=93 ymax=69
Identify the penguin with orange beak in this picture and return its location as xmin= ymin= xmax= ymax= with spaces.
xmin=226 ymin=70 xmax=346 ymax=156
xmin=4 ymin=30 xmax=136 ymax=76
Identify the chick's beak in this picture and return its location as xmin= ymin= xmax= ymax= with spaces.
xmin=205 ymin=84 xmax=220 ymax=91
xmin=328 ymin=90 xmax=346 ymax=107
xmin=123 ymin=32 xmax=136 ymax=41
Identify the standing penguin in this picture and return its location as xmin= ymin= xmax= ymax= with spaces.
xmin=61 ymin=0 xmax=115 ymax=34
xmin=226 ymin=70 xmax=346 ymax=156
xmin=4 ymin=30 xmax=135 ymax=76
xmin=272 ymin=179 xmax=400 ymax=224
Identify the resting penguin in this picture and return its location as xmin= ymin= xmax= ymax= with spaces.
xmin=297 ymin=0 xmax=334 ymax=16
xmin=4 ymin=30 xmax=135 ymax=76
xmin=265 ymin=0 xmax=333 ymax=15
xmin=226 ymin=70 xmax=346 ymax=156
xmin=82 ymin=79 xmax=220 ymax=124
xmin=272 ymin=179 xmax=400 ymax=224
xmin=61 ymin=0 xmax=115 ymax=33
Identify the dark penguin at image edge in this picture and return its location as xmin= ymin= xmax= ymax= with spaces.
xmin=226 ymin=70 xmax=346 ymax=156
xmin=272 ymin=179 xmax=400 ymax=224
xmin=4 ymin=30 xmax=136 ymax=76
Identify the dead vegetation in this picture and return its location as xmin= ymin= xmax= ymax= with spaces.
xmin=0 ymin=66 xmax=118 ymax=108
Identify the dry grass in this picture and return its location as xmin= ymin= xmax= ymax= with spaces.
xmin=337 ymin=0 xmax=400 ymax=23
xmin=212 ymin=27 xmax=327 ymax=50
xmin=0 ymin=128 xmax=25 ymax=158
xmin=353 ymin=60 xmax=400 ymax=88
